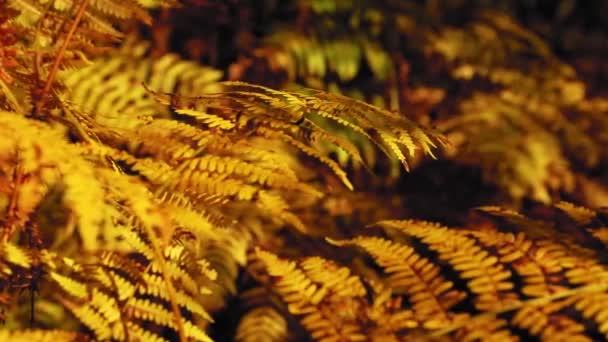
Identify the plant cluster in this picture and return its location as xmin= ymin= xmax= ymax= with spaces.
xmin=0 ymin=0 xmax=607 ymax=341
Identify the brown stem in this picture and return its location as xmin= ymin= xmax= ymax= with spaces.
xmin=27 ymin=224 xmax=36 ymax=327
xmin=34 ymin=0 xmax=89 ymax=116
xmin=3 ymin=164 xmax=23 ymax=242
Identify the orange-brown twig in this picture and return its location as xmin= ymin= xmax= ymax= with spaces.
xmin=34 ymin=0 xmax=89 ymax=115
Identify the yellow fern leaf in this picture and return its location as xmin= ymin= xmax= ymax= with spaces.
xmin=255 ymin=249 xmax=366 ymax=341
xmin=50 ymin=272 xmax=88 ymax=299
xmin=377 ymin=220 xmax=520 ymax=311
xmin=554 ymin=201 xmax=597 ymax=225
xmin=3 ymin=243 xmax=31 ymax=268
xmin=0 ymin=330 xmax=82 ymax=342
xmin=329 ymin=236 xmax=466 ymax=328
xmin=235 ymin=307 xmax=288 ymax=342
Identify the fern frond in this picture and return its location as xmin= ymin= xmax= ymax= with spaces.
xmin=439 ymin=94 xmax=574 ymax=203
xmin=590 ymin=228 xmax=608 ymax=248
xmin=181 ymin=155 xmax=316 ymax=195
xmin=554 ymin=201 xmax=597 ymax=225
xmin=246 ymin=21 xmax=394 ymax=86
xmin=125 ymin=321 xmax=169 ymax=342
xmin=226 ymin=81 xmax=447 ymax=168
xmin=328 ymin=236 xmax=466 ymax=329
xmin=377 ymin=220 xmax=520 ymax=311
xmin=0 ymin=112 xmax=117 ymax=250
xmin=49 ymin=272 xmax=88 ymax=299
xmin=430 ymin=11 xmax=608 ymax=203
xmin=126 ymin=297 xmax=176 ymax=329
xmin=299 ymin=256 xmax=367 ymax=298
xmin=126 ymin=296 xmax=212 ymax=341
xmin=89 ymin=288 xmax=122 ymax=328
xmin=59 ymin=42 xmax=222 ymax=129
xmin=67 ymin=302 xmax=113 ymax=340
xmin=452 ymin=315 xmax=518 ymax=342
xmin=1 ymin=242 xmax=31 ymax=270
xmin=143 ymin=81 xmax=446 ymax=191
xmin=257 ymin=126 xmax=354 ymax=190
xmin=574 ymin=293 xmax=608 ymax=339
xmin=468 ymin=230 xmax=566 ymax=297
xmin=511 ymin=297 xmax=589 ymax=341
xmin=235 ymin=306 xmax=288 ymax=342
xmin=0 ymin=330 xmax=83 ymax=341
xmin=255 ymin=249 xmax=368 ymax=341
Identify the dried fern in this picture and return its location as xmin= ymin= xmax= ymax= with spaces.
xmin=2 ymin=2 xmax=608 ymax=341
xmin=251 ymin=204 xmax=608 ymax=341
xmin=432 ymin=11 xmax=608 ymax=203
xmin=0 ymin=27 xmax=447 ymax=337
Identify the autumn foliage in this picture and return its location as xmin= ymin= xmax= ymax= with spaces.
xmin=0 ymin=0 xmax=608 ymax=341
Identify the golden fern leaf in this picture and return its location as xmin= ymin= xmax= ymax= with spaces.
xmin=256 ymin=126 xmax=354 ymax=190
xmin=14 ymin=127 xmax=218 ymax=341
xmin=9 ymin=0 xmax=160 ymax=33
xmin=49 ymin=272 xmax=88 ymax=299
xmin=0 ymin=330 xmax=83 ymax=341
xmin=439 ymin=94 xmax=574 ymax=203
xmin=126 ymin=297 xmax=177 ymax=330
xmin=146 ymin=81 xmax=447 ymax=186
xmin=430 ymin=11 xmax=608 ymax=202
xmin=180 ymin=155 xmax=319 ymax=196
xmin=299 ymin=118 xmax=366 ymax=166
xmin=141 ymin=281 xmax=212 ymax=323
xmin=235 ymin=306 xmax=288 ymax=342
xmin=254 ymin=249 xmax=369 ymax=341
xmin=377 ymin=220 xmax=520 ymax=311
xmin=381 ymin=204 xmax=608 ymax=339
xmin=554 ymin=201 xmax=597 ymax=225
xmin=79 ymin=117 xmax=317 ymax=234
xmin=88 ymin=288 xmax=122 ymax=330
xmin=66 ymin=303 xmax=114 ymax=340
xmin=0 ymin=242 xmax=31 ymax=270
xmin=253 ymin=249 xmax=424 ymax=340
xmin=43 ymin=253 xmax=127 ymax=339
xmin=246 ymin=201 xmax=608 ymax=340
xmin=511 ymin=297 xmax=589 ymax=341
xmin=0 ymin=112 xmax=118 ymax=251
xmin=59 ymin=41 xmax=222 ymax=129
xmin=451 ymin=315 xmax=519 ymax=342
xmin=126 ymin=298 xmax=212 ymax=342
xmin=277 ymin=83 xmax=443 ymax=155
xmin=125 ymin=321 xmax=169 ymax=342
xmin=161 ymin=203 xmax=221 ymax=240
xmin=474 ymin=206 xmax=600 ymax=260
xmin=573 ymin=293 xmax=608 ymax=339
xmin=328 ymin=236 xmax=467 ymax=329
xmin=93 ymin=260 xmax=138 ymax=301
xmin=3 ymin=0 xmax=175 ymax=114
xmin=590 ymin=227 xmax=608 ymax=248
xmin=299 ymin=256 xmax=367 ymax=298
xmin=467 ymin=230 xmax=567 ymax=297
xmin=44 ymin=231 xmax=216 ymax=341
xmin=199 ymin=229 xmax=250 ymax=312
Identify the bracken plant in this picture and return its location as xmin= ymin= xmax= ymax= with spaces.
xmin=1 ymin=0 xmax=608 ymax=341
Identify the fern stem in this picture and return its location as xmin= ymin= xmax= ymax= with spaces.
xmin=34 ymin=0 xmax=89 ymax=116
xmin=3 ymin=163 xmax=23 ymax=242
